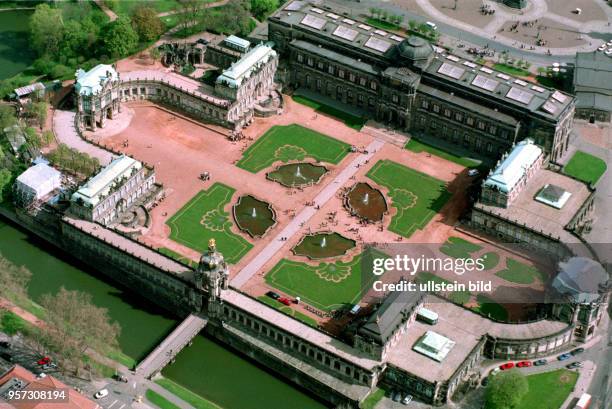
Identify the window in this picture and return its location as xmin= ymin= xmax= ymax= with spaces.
xmin=455 ymin=112 xmax=463 ymax=122
xmin=317 ymin=61 xmax=324 ymax=70
xmin=338 ymin=70 xmax=345 ymax=79
xmin=328 ymin=65 xmax=334 ymax=75
xmin=421 ymin=100 xmax=429 ymax=109
xmin=370 ymin=81 xmax=377 ymax=90
xmin=467 ymin=117 xmax=474 ymax=126
xmin=490 ymin=125 xmax=497 ymax=135
xmin=487 ymin=143 xmax=493 ymax=153
xmin=349 ymin=73 xmax=356 ymax=82
xmin=316 ymin=79 xmax=322 ymax=90
xmin=433 ymin=104 xmax=440 ymax=113
xmin=392 ymin=94 xmax=399 ymax=103
xmin=358 ymin=94 xmax=364 ymax=103
xmin=307 ymin=57 xmax=313 ymax=66
xmin=477 ymin=121 xmax=486 ymax=130
xmin=368 ymin=98 xmax=375 ymax=108
xmin=431 ymin=121 xmax=437 ymax=130
xmin=359 ymin=78 xmax=366 ymax=86
xmin=444 ymin=108 xmax=451 ymax=118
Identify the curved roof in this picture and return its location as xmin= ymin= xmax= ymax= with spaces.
xmin=397 ymin=36 xmax=433 ymax=61
xmin=484 ymin=139 xmax=542 ymax=193
xmin=216 ymin=42 xmax=276 ymax=89
xmin=75 ymin=64 xmax=118 ymax=96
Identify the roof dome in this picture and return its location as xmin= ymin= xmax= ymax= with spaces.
xmin=397 ymin=36 xmax=433 ymax=61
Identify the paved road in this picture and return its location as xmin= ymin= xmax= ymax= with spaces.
xmin=53 ymin=109 xmax=114 ymax=166
xmin=231 ymin=139 xmax=385 ymax=288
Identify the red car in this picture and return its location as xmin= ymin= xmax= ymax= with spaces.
xmin=517 ymin=361 xmax=532 ymax=368
xmin=499 ymin=362 xmax=515 ymax=370
xmin=278 ymin=297 xmax=292 ymax=306
xmin=37 ymin=356 xmax=51 ymax=366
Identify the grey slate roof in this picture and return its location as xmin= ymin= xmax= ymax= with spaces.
xmin=574 ymin=52 xmax=612 ymax=95
xmin=291 ymin=40 xmax=379 ymax=75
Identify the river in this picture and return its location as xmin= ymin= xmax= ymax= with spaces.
xmin=0 ymin=219 xmax=327 ymax=409
xmin=0 ymin=10 xmax=36 ymax=80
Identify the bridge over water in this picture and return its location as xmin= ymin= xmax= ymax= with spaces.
xmin=135 ymin=314 xmax=208 ymax=379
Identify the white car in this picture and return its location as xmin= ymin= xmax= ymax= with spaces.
xmin=94 ymin=389 xmax=109 ymax=399
xmin=490 ymin=367 xmax=501 ymax=376
xmin=468 ymin=169 xmax=480 ymax=177
xmin=605 ymin=49 xmax=612 ymax=56
xmin=598 ymin=45 xmax=606 ymax=51
xmin=401 ymin=394 xmax=413 ymax=405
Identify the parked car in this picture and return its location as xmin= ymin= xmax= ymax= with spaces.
xmin=94 ymin=389 xmax=109 ymax=399
xmin=278 ymin=297 xmax=291 ymax=306
xmin=533 ymin=359 xmax=548 ymax=366
xmin=571 ymin=347 xmax=585 ymax=355
xmin=567 ymin=362 xmax=583 ymax=369
xmin=37 ymin=356 xmax=51 ymax=366
xmin=391 ymin=390 xmax=401 ymax=402
xmin=114 ymin=373 xmax=129 ymax=383
xmin=401 ymin=394 xmax=413 ymax=405
xmin=266 ymin=291 xmax=280 ymax=300
xmin=500 ymin=362 xmax=515 ymax=370
xmin=489 ymin=367 xmax=501 ymax=376
xmin=0 ymin=341 xmax=10 ymax=349
xmin=468 ymin=169 xmax=480 ymax=177
xmin=557 ymin=353 xmax=572 ymax=361
xmin=42 ymin=363 xmax=57 ymax=371
xmin=517 ymin=361 xmax=532 ymax=368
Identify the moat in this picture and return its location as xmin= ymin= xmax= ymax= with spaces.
xmin=0 ymin=219 xmax=327 ymax=409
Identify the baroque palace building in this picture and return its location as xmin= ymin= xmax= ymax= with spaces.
xmin=268 ymin=1 xmax=575 ymax=161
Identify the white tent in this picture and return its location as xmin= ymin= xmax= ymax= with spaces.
xmin=14 ymin=163 xmax=61 ymax=205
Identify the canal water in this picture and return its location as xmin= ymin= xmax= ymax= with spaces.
xmin=0 ymin=220 xmax=327 ymax=409
xmin=0 ymin=10 xmax=36 ymax=80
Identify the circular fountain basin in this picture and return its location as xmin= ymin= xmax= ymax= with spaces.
xmin=345 ymin=183 xmax=388 ymax=222
xmin=267 ymin=162 xmax=327 ymax=188
xmin=233 ymin=195 xmax=277 ymax=238
xmin=293 ymin=232 xmax=356 ymax=260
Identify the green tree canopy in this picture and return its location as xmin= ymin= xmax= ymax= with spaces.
xmin=30 ymin=4 xmax=64 ymax=57
xmin=250 ymin=0 xmax=278 ymax=20
xmin=0 ymin=105 xmax=17 ymax=130
xmin=104 ymin=17 xmax=139 ymax=58
xmin=131 ymin=6 xmax=165 ymax=42
xmin=486 ymin=370 xmax=529 ymax=409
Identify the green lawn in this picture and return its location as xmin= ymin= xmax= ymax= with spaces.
xmin=405 ymin=138 xmax=482 ymax=169
xmin=236 ymin=124 xmax=350 ymax=173
xmin=361 ymin=387 xmax=386 ymax=409
xmin=292 ymin=95 xmax=368 ymax=130
xmin=146 ymin=390 xmax=181 ymax=409
xmin=519 ymin=369 xmax=578 ymax=409
xmin=495 ymin=258 xmax=544 ymax=285
xmin=111 ymin=0 xmax=181 ymax=16
xmin=415 ymin=272 xmax=472 ymax=305
xmin=365 ymin=17 xmax=400 ymax=31
xmin=480 ymin=252 xmax=500 ymax=271
xmin=257 ymin=296 xmax=318 ymax=327
xmin=474 ymin=294 xmax=508 ymax=321
xmin=563 ymin=151 xmax=607 ymax=185
xmin=166 ymin=183 xmax=252 ymax=264
xmin=492 ymin=63 xmax=530 ymax=77
xmin=155 ymin=378 xmax=222 ymax=409
xmin=107 ymin=350 xmax=137 ymax=370
xmin=265 ymin=251 xmax=382 ymax=311
xmin=439 ymin=237 xmax=483 ymax=259
xmin=367 ymin=160 xmax=451 ymax=238
xmin=158 ymin=247 xmax=198 ymax=269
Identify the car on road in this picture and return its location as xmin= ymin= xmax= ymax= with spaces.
xmin=278 ymin=297 xmax=291 ymax=306
xmin=401 ymin=394 xmax=413 ymax=405
xmin=114 ymin=373 xmax=128 ymax=383
xmin=266 ymin=291 xmax=280 ymax=300
xmin=500 ymin=362 xmax=515 ymax=370
xmin=37 ymin=356 xmax=51 ymax=366
xmin=567 ymin=361 xmax=583 ymax=369
xmin=557 ymin=353 xmax=571 ymax=361
xmin=570 ymin=347 xmax=585 ymax=355
xmin=516 ymin=361 xmax=532 ymax=368
xmin=489 ymin=367 xmax=501 ymax=376
xmin=533 ymin=359 xmax=547 ymax=366
xmin=42 ymin=363 xmax=57 ymax=371
xmin=94 ymin=389 xmax=109 ymax=399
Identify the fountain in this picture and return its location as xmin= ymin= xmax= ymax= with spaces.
xmin=267 ymin=162 xmax=327 ymax=188
xmin=233 ymin=195 xmax=277 ymax=238
xmin=293 ymin=232 xmax=356 ymax=260
xmin=345 ymin=183 xmax=388 ymax=222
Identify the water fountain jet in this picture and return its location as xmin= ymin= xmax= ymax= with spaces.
xmin=251 ymin=208 xmax=257 ymax=218
xmin=320 ymin=237 xmax=327 ymax=248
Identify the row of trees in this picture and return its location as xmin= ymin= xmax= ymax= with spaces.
xmin=368 ymin=7 xmax=405 ymax=26
xmin=174 ymin=0 xmax=255 ymax=38
xmin=47 ymin=143 xmax=100 ymax=177
xmin=0 ymin=253 xmax=120 ymax=376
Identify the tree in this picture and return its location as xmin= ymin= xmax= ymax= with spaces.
xmin=250 ymin=0 xmax=278 ymax=21
xmin=0 ymin=105 xmax=17 ymax=130
xmin=24 ymin=127 xmax=42 ymax=149
xmin=28 ymin=101 xmax=48 ymax=130
xmin=103 ymin=17 xmax=138 ymax=58
xmin=39 ymin=288 xmax=120 ymax=374
xmin=131 ymin=6 xmax=165 ymax=42
xmin=29 ymin=4 xmax=64 ymax=57
xmin=485 ymin=370 xmax=529 ymax=409
xmin=0 ymin=253 xmax=32 ymax=301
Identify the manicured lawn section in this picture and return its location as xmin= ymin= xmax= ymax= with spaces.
xmin=405 ymin=138 xmax=482 ymax=169
xmin=0 ymin=311 xmax=29 ymax=336
xmin=439 ymin=237 xmax=483 ymax=259
xmin=166 ymin=183 xmax=252 ymax=264
xmin=111 ymin=0 xmax=181 ymax=16
xmin=474 ymin=294 xmax=508 ymax=321
xmin=520 ymin=369 xmax=578 ymax=409
xmin=361 ymin=387 xmax=386 ymax=409
xmin=292 ymin=95 xmax=368 ymax=130
xmin=236 ymin=124 xmax=350 ymax=173
xmin=146 ymin=389 xmax=181 ymax=409
xmin=492 ymin=63 xmax=530 ymax=77
xmin=415 ymin=272 xmax=472 ymax=305
xmin=563 ymin=151 xmax=607 ymax=185
xmin=367 ymin=160 xmax=451 ymax=238
xmin=257 ymin=296 xmax=318 ymax=327
xmin=495 ymin=258 xmax=544 ymax=285
xmin=265 ymin=251 xmax=383 ymax=311
xmin=366 ymin=17 xmax=400 ymax=31
xmin=159 ymin=247 xmax=198 ymax=269
xmin=480 ymin=252 xmax=500 ymax=270
xmin=155 ymin=378 xmax=222 ymax=409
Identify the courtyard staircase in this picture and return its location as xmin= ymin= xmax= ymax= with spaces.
xmin=135 ymin=314 xmax=208 ymax=379
xmin=361 ymin=121 xmax=409 ymax=147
